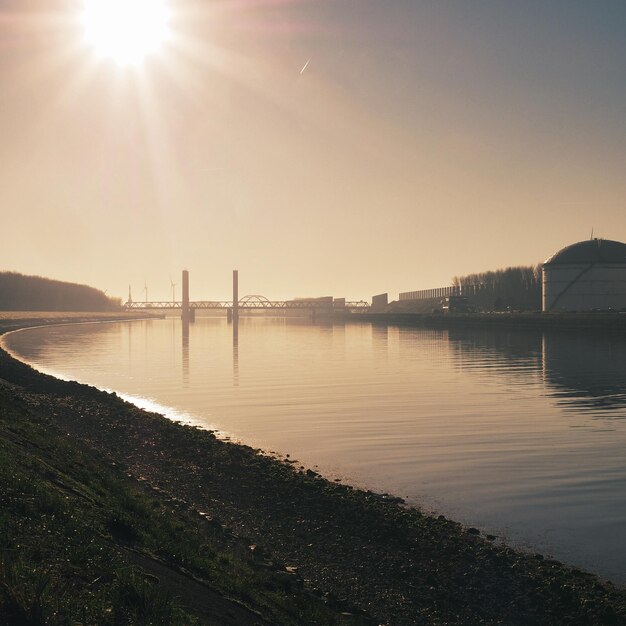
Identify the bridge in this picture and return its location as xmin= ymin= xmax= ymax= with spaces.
xmin=124 ymin=296 xmax=370 ymax=311
xmin=123 ymin=271 xmax=370 ymax=322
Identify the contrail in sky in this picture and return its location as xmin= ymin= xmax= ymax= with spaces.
xmin=300 ymin=57 xmax=311 ymax=74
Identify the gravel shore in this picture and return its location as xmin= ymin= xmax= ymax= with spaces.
xmin=2 ymin=315 xmax=626 ymax=625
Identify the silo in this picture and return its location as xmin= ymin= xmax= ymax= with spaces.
xmin=542 ymin=239 xmax=626 ymax=311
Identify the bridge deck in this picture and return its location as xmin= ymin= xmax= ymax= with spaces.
xmin=123 ymin=300 xmax=370 ymax=311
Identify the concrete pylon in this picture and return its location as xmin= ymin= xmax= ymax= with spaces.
xmin=233 ymin=270 xmax=239 ymax=328
xmin=181 ymin=269 xmax=194 ymax=322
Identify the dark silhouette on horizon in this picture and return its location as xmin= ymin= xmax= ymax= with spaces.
xmin=0 ymin=271 xmax=120 ymax=311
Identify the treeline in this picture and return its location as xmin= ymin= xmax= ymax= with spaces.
xmin=0 ymin=272 xmax=121 ymax=311
xmin=452 ymin=265 xmax=542 ymax=311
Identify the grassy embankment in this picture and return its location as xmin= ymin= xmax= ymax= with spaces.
xmin=2 ymin=313 xmax=626 ymax=625
xmin=0 ymin=314 xmax=363 ymax=625
xmin=0 ymin=385 xmax=363 ymax=625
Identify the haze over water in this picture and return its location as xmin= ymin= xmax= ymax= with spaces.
xmin=2 ymin=2 xmax=626 ymax=297
xmin=5 ymin=317 xmax=626 ymax=582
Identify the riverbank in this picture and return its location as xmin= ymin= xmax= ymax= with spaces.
xmin=343 ymin=311 xmax=626 ymax=334
xmin=2 ymin=315 xmax=626 ymax=624
xmin=0 ymin=311 xmax=165 ymax=331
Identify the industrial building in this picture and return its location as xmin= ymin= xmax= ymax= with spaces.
xmin=542 ymin=239 xmax=626 ymax=312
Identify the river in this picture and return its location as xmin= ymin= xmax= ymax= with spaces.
xmin=4 ymin=316 xmax=626 ymax=582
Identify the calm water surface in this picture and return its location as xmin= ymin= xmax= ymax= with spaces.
xmin=4 ymin=318 xmax=626 ymax=582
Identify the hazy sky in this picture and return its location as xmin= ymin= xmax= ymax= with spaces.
xmin=1 ymin=1 xmax=625 ymax=301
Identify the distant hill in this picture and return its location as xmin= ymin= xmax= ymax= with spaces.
xmin=0 ymin=272 xmax=121 ymax=311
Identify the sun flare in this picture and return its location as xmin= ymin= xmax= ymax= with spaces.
xmin=81 ymin=0 xmax=171 ymax=65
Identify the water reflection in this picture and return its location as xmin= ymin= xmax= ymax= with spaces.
xmin=446 ymin=328 xmax=543 ymax=373
xmin=372 ymin=323 xmax=388 ymax=357
xmin=182 ymin=319 xmax=189 ymax=385
xmin=8 ymin=319 xmax=626 ymax=419
xmin=543 ymin=333 xmax=626 ymax=414
xmin=172 ymin=321 xmax=626 ymax=416
xmin=442 ymin=327 xmax=626 ymax=415
xmin=233 ymin=325 xmax=239 ymax=386
xmin=316 ymin=319 xmax=335 ymax=348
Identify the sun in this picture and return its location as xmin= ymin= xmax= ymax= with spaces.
xmin=81 ymin=0 xmax=171 ymax=65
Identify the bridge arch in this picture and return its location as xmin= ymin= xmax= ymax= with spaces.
xmin=239 ymin=294 xmax=273 ymax=308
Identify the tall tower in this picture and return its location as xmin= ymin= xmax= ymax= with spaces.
xmin=182 ymin=269 xmax=191 ymax=322
xmin=233 ymin=270 xmax=239 ymax=328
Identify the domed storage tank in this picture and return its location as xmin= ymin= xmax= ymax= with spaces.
xmin=542 ymin=239 xmax=626 ymax=312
